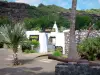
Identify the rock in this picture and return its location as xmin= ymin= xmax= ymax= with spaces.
xmin=0 ymin=1 xmax=29 ymax=23
xmin=55 ymin=63 xmax=100 ymax=75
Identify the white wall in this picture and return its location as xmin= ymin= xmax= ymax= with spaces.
xmin=56 ymin=33 xmax=65 ymax=54
xmin=26 ymin=31 xmax=40 ymax=39
xmin=39 ymin=33 xmax=48 ymax=53
xmin=47 ymin=32 xmax=65 ymax=54
xmin=26 ymin=31 xmax=48 ymax=53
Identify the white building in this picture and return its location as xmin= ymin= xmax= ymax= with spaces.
xmin=26 ymin=21 xmax=68 ymax=54
xmin=26 ymin=31 xmax=48 ymax=53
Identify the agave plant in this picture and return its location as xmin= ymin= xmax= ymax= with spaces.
xmin=0 ymin=23 xmax=26 ymax=65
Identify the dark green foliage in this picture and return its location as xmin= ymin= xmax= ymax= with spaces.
xmin=0 ymin=16 xmax=11 ymax=27
xmin=58 ymin=16 xmax=70 ymax=31
xmin=95 ymin=20 xmax=100 ymax=30
xmin=24 ymin=49 xmax=36 ymax=53
xmin=22 ymin=40 xmax=32 ymax=52
xmin=53 ymin=50 xmax=62 ymax=57
xmin=37 ymin=4 xmax=68 ymax=16
xmin=75 ymin=15 xmax=92 ymax=30
xmin=27 ymin=6 xmax=45 ymax=18
xmin=78 ymin=37 xmax=100 ymax=60
xmin=0 ymin=42 xmax=3 ymax=48
xmin=24 ymin=18 xmax=36 ymax=30
xmin=29 ymin=50 xmax=36 ymax=53
xmin=22 ymin=40 xmax=39 ymax=52
xmin=24 ymin=15 xmax=70 ymax=31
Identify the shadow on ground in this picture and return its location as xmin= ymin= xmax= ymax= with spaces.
xmin=19 ymin=59 xmax=35 ymax=65
xmin=0 ymin=67 xmax=54 ymax=75
xmin=18 ymin=55 xmax=49 ymax=65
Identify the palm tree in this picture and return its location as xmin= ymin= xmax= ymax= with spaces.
xmin=68 ymin=0 xmax=79 ymax=59
xmin=0 ymin=23 xmax=26 ymax=65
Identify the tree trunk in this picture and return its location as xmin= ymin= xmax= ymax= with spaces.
xmin=68 ymin=0 xmax=80 ymax=59
xmin=13 ymin=47 xmax=19 ymax=65
xmin=13 ymin=53 xmax=19 ymax=65
xmin=86 ymin=23 xmax=93 ymax=38
xmin=77 ymin=30 xmax=81 ymax=44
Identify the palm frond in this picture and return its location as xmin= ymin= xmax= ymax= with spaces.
xmin=0 ymin=23 xmax=26 ymax=49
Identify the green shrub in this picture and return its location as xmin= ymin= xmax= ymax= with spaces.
xmin=53 ymin=50 xmax=62 ymax=57
xmin=24 ymin=49 xmax=36 ymax=53
xmin=55 ymin=46 xmax=63 ymax=52
xmin=0 ymin=42 xmax=3 ymax=48
xmin=29 ymin=50 xmax=36 ymax=53
xmin=24 ymin=49 xmax=30 ymax=53
xmin=31 ymin=40 xmax=39 ymax=48
xmin=21 ymin=39 xmax=39 ymax=52
xmin=22 ymin=40 xmax=32 ymax=52
xmin=77 ymin=37 xmax=100 ymax=61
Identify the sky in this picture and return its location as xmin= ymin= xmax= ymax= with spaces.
xmin=8 ymin=0 xmax=100 ymax=10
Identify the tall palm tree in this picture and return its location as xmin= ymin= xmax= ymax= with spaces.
xmin=68 ymin=0 xmax=79 ymax=59
xmin=0 ymin=23 xmax=26 ymax=65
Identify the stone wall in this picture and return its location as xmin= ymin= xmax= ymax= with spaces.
xmin=64 ymin=30 xmax=100 ymax=55
xmin=75 ymin=30 xmax=100 ymax=43
xmin=55 ymin=63 xmax=100 ymax=75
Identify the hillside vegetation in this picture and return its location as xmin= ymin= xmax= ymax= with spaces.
xmin=0 ymin=1 xmax=100 ymax=31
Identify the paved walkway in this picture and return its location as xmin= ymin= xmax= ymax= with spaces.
xmin=0 ymin=48 xmax=59 ymax=75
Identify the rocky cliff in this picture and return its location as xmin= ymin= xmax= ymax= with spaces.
xmin=0 ymin=1 xmax=30 ymax=22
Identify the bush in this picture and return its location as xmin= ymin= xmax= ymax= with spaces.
xmin=0 ymin=42 xmax=3 ymax=48
xmin=22 ymin=40 xmax=32 ymax=52
xmin=21 ymin=39 xmax=39 ymax=52
xmin=24 ymin=49 xmax=30 ymax=53
xmin=77 ymin=37 xmax=100 ymax=61
xmin=53 ymin=50 xmax=62 ymax=57
xmin=31 ymin=40 xmax=39 ymax=48
xmin=30 ymin=50 xmax=36 ymax=53
xmin=24 ymin=49 xmax=36 ymax=53
xmin=55 ymin=46 xmax=63 ymax=52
